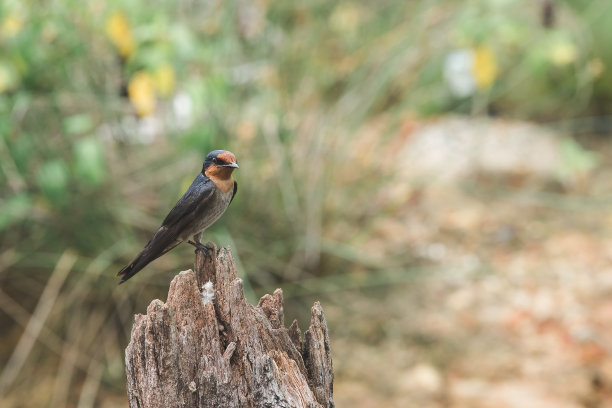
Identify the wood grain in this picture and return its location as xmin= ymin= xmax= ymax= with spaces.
xmin=125 ymin=245 xmax=334 ymax=408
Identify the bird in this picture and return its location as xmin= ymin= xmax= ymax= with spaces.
xmin=117 ymin=150 xmax=239 ymax=283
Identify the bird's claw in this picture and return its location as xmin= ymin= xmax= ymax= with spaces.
xmin=188 ymin=240 xmax=213 ymax=260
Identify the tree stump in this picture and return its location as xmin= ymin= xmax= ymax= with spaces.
xmin=124 ymin=245 xmax=334 ymax=408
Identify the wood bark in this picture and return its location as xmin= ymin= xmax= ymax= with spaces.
xmin=125 ymin=245 xmax=334 ymax=408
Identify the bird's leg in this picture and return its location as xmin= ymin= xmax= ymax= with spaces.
xmin=187 ymin=232 xmax=212 ymax=259
xmin=193 ymin=231 xmax=204 ymax=248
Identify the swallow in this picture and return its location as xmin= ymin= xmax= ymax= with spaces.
xmin=117 ymin=150 xmax=239 ymax=283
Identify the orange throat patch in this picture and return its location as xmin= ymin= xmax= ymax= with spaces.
xmin=205 ymin=165 xmax=235 ymax=193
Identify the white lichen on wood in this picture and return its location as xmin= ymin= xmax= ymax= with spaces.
xmin=201 ymin=281 xmax=214 ymax=305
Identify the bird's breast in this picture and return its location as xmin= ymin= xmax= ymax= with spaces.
xmin=211 ymin=177 xmax=234 ymax=194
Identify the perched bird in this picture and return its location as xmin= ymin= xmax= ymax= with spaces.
xmin=117 ymin=150 xmax=239 ymax=283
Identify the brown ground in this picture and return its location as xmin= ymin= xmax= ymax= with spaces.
xmin=323 ymin=120 xmax=612 ymax=408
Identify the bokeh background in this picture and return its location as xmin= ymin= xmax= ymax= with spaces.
xmin=3 ymin=0 xmax=612 ymax=407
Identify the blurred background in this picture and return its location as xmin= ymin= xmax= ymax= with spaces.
xmin=3 ymin=0 xmax=612 ymax=407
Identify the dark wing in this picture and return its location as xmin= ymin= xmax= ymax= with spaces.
xmin=160 ymin=174 xmax=215 ymax=227
xmin=230 ymin=180 xmax=237 ymax=204
xmin=117 ymin=174 xmax=215 ymax=283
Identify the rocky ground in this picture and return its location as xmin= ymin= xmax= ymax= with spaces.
xmin=324 ymin=117 xmax=612 ymax=408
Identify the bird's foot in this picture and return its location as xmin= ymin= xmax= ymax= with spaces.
xmin=188 ymin=240 xmax=213 ymax=260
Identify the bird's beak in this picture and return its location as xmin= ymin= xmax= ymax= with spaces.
xmin=222 ymin=162 xmax=239 ymax=169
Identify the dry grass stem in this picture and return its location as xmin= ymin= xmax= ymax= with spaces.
xmin=0 ymin=251 xmax=77 ymax=394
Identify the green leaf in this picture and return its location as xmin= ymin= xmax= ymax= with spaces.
xmin=0 ymin=193 xmax=32 ymax=231
xmin=170 ymin=24 xmax=197 ymax=58
xmin=10 ymin=135 xmax=32 ymax=174
xmin=74 ymin=137 xmax=106 ymax=186
xmin=63 ymin=114 xmax=94 ymax=135
xmin=36 ymin=159 xmax=68 ymax=202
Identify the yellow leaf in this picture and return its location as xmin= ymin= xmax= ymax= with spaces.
xmin=128 ymin=71 xmax=156 ymax=117
xmin=105 ymin=12 xmax=135 ymax=58
xmin=1 ymin=15 xmax=24 ymax=38
xmin=550 ymin=42 xmax=577 ymax=66
xmin=153 ymin=64 xmax=175 ymax=98
xmin=330 ymin=3 xmax=362 ymax=35
xmin=472 ymin=47 xmax=498 ymax=90
xmin=587 ymin=58 xmax=605 ymax=79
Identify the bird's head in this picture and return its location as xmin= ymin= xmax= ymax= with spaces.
xmin=202 ymin=150 xmax=239 ymax=180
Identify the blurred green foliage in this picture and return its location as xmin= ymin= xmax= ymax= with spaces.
xmin=1 ymin=0 xmax=612 ymax=404
xmin=2 ymin=0 xmax=609 ymax=266
xmin=0 ymin=0 xmax=611 ymax=294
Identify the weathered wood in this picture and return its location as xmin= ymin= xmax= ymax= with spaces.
xmin=125 ymin=245 xmax=334 ymax=408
